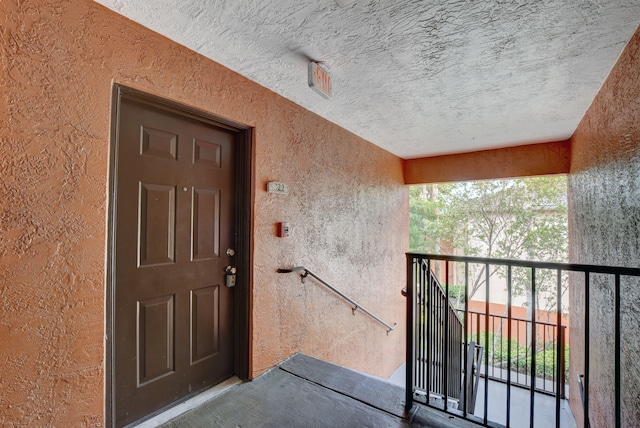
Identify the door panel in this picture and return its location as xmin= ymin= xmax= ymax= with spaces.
xmin=141 ymin=127 xmax=178 ymax=160
xmin=193 ymin=139 xmax=222 ymax=168
xmin=137 ymin=295 xmax=175 ymax=386
xmin=191 ymin=285 xmax=220 ymax=364
xmin=138 ymin=183 xmax=176 ymax=267
xmin=113 ymin=97 xmax=237 ymax=427
xmin=192 ymin=187 xmax=221 ymax=261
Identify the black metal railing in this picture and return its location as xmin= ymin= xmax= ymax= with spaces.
xmin=405 ymin=253 xmax=640 ymax=428
xmin=408 ymin=259 xmax=466 ymax=411
xmin=462 ymin=309 xmax=566 ymax=396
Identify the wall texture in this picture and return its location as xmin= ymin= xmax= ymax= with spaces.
xmin=568 ymin=25 xmax=640 ymax=428
xmin=0 ymin=0 xmax=408 ymax=425
xmin=93 ymin=0 xmax=640 ymax=160
xmin=405 ymin=140 xmax=570 ymax=184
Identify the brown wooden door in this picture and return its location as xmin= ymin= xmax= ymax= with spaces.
xmin=113 ymin=97 xmax=237 ymax=426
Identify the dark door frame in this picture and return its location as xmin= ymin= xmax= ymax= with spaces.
xmin=105 ymin=84 xmax=252 ymax=427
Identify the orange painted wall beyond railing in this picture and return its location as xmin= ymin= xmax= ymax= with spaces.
xmin=404 ymin=140 xmax=571 ymax=184
xmin=465 ymin=301 xmax=570 ymax=346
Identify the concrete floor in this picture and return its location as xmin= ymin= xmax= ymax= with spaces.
xmin=136 ymin=355 xmax=575 ymax=428
xmin=389 ymin=362 xmax=576 ymax=428
xmin=474 ymin=378 xmax=576 ymax=428
xmin=148 ymin=354 xmax=478 ymax=428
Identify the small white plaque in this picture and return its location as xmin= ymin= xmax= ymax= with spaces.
xmin=267 ymin=181 xmax=289 ymax=195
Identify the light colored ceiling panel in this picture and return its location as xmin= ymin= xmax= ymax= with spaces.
xmin=93 ymin=0 xmax=640 ymax=159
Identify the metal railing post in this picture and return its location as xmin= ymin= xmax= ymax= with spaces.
xmin=426 ymin=260 xmax=433 ymax=407
xmin=530 ymin=268 xmax=536 ymax=428
xmin=443 ymin=261 xmax=450 ymax=411
xmin=584 ymin=272 xmax=590 ymax=428
xmin=555 ymin=269 xmax=563 ymax=428
xmin=463 ymin=261 xmax=469 ymax=416
xmin=507 ymin=265 xmax=513 ymax=428
xmin=405 ymin=255 xmax=414 ymax=413
xmin=614 ymin=274 xmax=621 ymax=428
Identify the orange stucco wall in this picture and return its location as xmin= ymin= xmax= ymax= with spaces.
xmin=404 ymin=140 xmax=571 ymax=184
xmin=466 ymin=301 xmax=570 ymax=346
xmin=568 ymin=26 xmax=640 ymax=428
xmin=0 ymin=0 xmax=408 ymax=425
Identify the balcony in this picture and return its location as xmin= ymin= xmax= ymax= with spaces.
xmin=406 ymin=253 xmax=640 ymax=428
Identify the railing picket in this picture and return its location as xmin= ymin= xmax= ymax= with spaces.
xmin=543 ymin=324 xmax=547 ymax=391
xmin=530 ymin=267 xmax=536 ymax=428
xmin=584 ymin=272 xmax=590 ymax=428
xmin=553 ymin=326 xmax=556 ymax=393
xmin=418 ymin=261 xmax=423 ymax=393
xmin=517 ymin=319 xmax=521 ymax=386
xmin=464 ymin=261 xmax=469 ymax=417
xmin=614 ymin=274 xmax=621 ymax=428
xmin=422 ymin=261 xmax=427 ymax=393
xmin=444 ymin=262 xmax=450 ymax=411
xmin=439 ymin=274 xmax=443 ymax=397
xmin=420 ymin=259 xmax=423 ymax=391
xmin=476 ymin=312 xmax=480 ymax=354
xmin=484 ymin=263 xmax=490 ymax=425
xmin=555 ymin=269 xmax=562 ymax=428
xmin=426 ymin=260 xmax=433 ymax=408
xmin=491 ymin=315 xmax=495 ymax=378
xmin=560 ymin=326 xmax=566 ymax=397
xmin=507 ymin=265 xmax=512 ymax=428
xmin=433 ymin=272 xmax=438 ymax=398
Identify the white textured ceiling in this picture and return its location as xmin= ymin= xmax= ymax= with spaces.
xmin=94 ymin=0 xmax=640 ymax=159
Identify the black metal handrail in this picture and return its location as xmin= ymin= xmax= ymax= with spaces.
xmin=277 ymin=266 xmax=398 ymax=333
xmin=406 ymin=252 xmax=640 ymax=428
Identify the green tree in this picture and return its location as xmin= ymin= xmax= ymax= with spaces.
xmin=410 ymin=176 xmax=569 ymax=372
xmin=409 ymin=175 xmax=568 ymax=311
xmin=409 ymin=185 xmax=440 ymax=253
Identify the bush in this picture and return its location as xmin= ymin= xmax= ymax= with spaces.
xmin=470 ymin=331 xmax=569 ymax=381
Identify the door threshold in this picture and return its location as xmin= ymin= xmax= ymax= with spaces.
xmin=133 ymin=377 xmax=242 ymax=427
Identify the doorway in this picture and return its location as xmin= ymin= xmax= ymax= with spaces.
xmin=106 ymin=86 xmax=251 ymax=427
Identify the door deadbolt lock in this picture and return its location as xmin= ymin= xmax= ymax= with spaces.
xmin=226 ymin=248 xmax=235 ymax=257
xmin=225 ymin=266 xmax=237 ymax=287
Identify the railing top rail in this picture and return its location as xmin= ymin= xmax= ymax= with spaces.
xmin=277 ymin=266 xmax=398 ymax=334
xmin=407 ymin=252 xmax=640 ymax=277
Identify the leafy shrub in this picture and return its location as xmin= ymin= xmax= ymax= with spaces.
xmin=469 ymin=331 xmax=569 ymax=381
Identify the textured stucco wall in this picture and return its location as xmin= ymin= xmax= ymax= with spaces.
xmin=0 ymin=0 xmax=408 ymax=425
xmin=404 ymin=140 xmax=570 ymax=184
xmin=568 ymin=25 xmax=640 ymax=428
